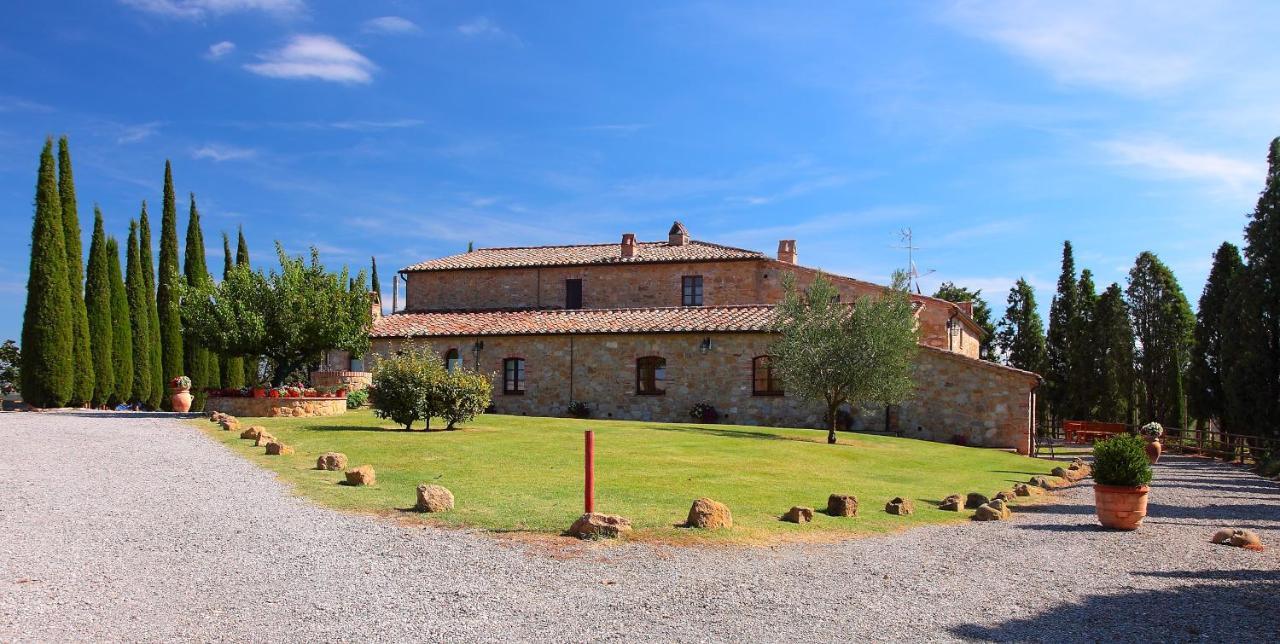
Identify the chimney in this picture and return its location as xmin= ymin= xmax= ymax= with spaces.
xmin=668 ymin=221 xmax=689 ymax=246
xmin=369 ymin=291 xmax=383 ymax=321
xmin=621 ymin=233 xmax=637 ymax=258
xmin=777 ymin=239 xmax=797 ymax=264
xmin=955 ymin=301 xmax=974 ymax=318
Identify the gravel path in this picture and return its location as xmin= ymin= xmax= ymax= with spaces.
xmin=2 ymin=413 xmax=1278 ymax=643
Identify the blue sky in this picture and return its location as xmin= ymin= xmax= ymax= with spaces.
xmin=3 ymin=1 xmax=1279 ymax=341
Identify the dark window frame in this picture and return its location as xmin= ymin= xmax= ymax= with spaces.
xmin=636 ymin=356 xmax=666 ymax=395
xmin=565 ymin=278 xmax=583 ymax=309
xmin=752 ymin=355 xmax=784 ymax=396
xmin=681 ymin=275 xmax=704 ymax=306
xmin=503 ymin=357 xmax=526 ymax=395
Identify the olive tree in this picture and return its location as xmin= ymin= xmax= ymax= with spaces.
xmin=368 ymin=345 xmax=445 ymax=430
xmin=182 ymin=244 xmax=371 ymax=386
xmin=771 ymin=271 xmax=919 ymax=444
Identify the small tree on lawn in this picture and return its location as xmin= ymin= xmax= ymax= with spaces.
xmin=771 ymin=271 xmax=920 ymax=444
xmin=368 ymin=345 xmax=445 ymax=430
xmin=436 ymin=368 xmax=493 ymax=429
xmin=182 ymin=244 xmax=372 ymax=386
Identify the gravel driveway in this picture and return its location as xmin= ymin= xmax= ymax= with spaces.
xmin=2 ymin=413 xmax=1278 ymax=642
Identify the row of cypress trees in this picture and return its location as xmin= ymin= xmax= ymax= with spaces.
xmin=19 ymin=137 xmax=255 ymax=409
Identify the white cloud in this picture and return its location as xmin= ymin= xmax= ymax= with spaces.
xmin=121 ymin=0 xmax=304 ymax=19
xmin=1101 ymin=139 xmax=1260 ymax=192
xmin=362 ymin=16 xmax=420 ymax=35
xmin=244 ymin=34 xmax=376 ymax=84
xmin=117 ymin=121 xmax=163 ymax=144
xmin=327 ymin=118 xmax=424 ymax=131
xmin=205 ymin=41 xmax=235 ymax=60
xmin=457 ymin=17 xmax=508 ymax=39
xmin=192 ymin=143 xmax=257 ymax=162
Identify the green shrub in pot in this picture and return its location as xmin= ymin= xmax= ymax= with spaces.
xmin=1093 ymin=434 xmax=1153 ymax=487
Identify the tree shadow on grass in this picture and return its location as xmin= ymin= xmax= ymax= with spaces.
xmin=949 ymin=577 xmax=1280 ymax=642
xmin=307 ymin=424 xmax=424 ymax=433
xmin=646 ymin=424 xmax=796 ymax=442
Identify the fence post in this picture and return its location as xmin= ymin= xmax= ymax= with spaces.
xmin=584 ymin=430 xmax=595 ymax=514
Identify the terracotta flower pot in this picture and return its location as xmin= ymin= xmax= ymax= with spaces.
xmin=1145 ymin=439 xmax=1162 ymax=463
xmin=1094 ymin=484 xmax=1150 ymax=530
xmin=171 ymin=388 xmax=193 ymax=413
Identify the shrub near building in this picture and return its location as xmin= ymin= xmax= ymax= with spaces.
xmin=369 ymin=346 xmax=492 ymax=431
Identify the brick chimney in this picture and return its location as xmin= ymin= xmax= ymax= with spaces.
xmin=668 ymin=221 xmax=689 ymax=246
xmin=621 ymin=233 xmax=637 ymax=258
xmin=777 ymin=239 xmax=797 ymax=264
xmin=369 ymin=291 xmax=383 ymax=321
xmin=955 ymin=301 xmax=974 ymax=317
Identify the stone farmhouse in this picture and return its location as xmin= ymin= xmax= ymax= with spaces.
xmin=369 ymin=222 xmax=1041 ymax=452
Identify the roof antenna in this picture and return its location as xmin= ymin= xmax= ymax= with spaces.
xmin=894 ymin=228 xmax=934 ymax=294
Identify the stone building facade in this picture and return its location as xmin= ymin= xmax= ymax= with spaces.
xmin=372 ymin=222 xmax=1040 ymax=452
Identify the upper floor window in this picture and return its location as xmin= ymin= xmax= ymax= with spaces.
xmin=565 ymin=279 xmax=582 ymax=309
xmin=636 ymin=356 xmax=666 ymax=395
xmin=681 ymin=275 xmax=703 ymax=306
xmin=444 ymin=348 xmax=462 ymax=373
xmin=752 ymin=355 xmax=784 ymax=396
xmin=503 ymin=358 xmax=525 ymax=395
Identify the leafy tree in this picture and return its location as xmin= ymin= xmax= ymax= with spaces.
xmin=20 ymin=139 xmax=74 ymax=408
xmin=436 ymin=369 xmax=493 ymax=429
xmin=220 ymin=232 xmax=244 ymax=389
xmin=0 ymin=340 xmax=20 ymax=394
xmin=996 ymin=278 xmax=1047 ymax=374
xmin=126 ymin=221 xmax=153 ymax=405
xmin=139 ymin=203 xmax=163 ymax=408
xmin=932 ymin=281 xmax=996 ymax=361
xmin=182 ymin=244 xmax=372 ymax=386
xmin=182 ymin=193 xmax=212 ymax=407
xmin=1045 ymin=241 xmax=1078 ymax=422
xmin=1091 ymin=283 xmax=1135 ymax=423
xmin=156 ymin=161 xmax=184 ymax=399
xmin=1189 ymin=243 xmax=1244 ymax=432
xmin=84 ymin=207 xmax=114 ymax=406
xmin=368 ymin=345 xmax=446 ymax=430
xmin=1067 ymin=269 xmax=1099 ymax=419
xmin=771 ymin=272 xmax=919 ymax=444
xmin=58 ymin=137 xmax=94 ymax=405
xmin=1127 ymin=251 xmax=1194 ymax=428
xmin=106 ymin=236 xmax=133 ymax=406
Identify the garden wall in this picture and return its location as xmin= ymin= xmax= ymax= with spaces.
xmin=205 ymin=396 xmax=347 ymax=418
xmin=311 ymin=370 xmax=372 ymax=391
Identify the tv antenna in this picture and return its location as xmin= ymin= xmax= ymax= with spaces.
xmin=894 ymin=228 xmax=934 ymax=294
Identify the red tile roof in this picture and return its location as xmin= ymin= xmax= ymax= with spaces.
xmin=371 ymin=305 xmax=778 ymax=338
xmin=401 ymin=240 xmax=764 ymax=272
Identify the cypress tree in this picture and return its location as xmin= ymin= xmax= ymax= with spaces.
xmin=20 ymin=139 xmax=74 ymax=407
xmin=106 ymin=236 xmax=133 ymax=406
xmin=182 ymin=193 xmax=211 ymax=407
xmin=1189 ymin=243 xmax=1244 ymax=432
xmin=236 ymin=226 xmax=256 ymax=385
xmin=236 ymin=226 xmax=250 ymax=267
xmin=126 ymin=221 xmax=152 ymax=405
xmin=996 ymin=278 xmax=1048 ymax=374
xmin=220 ymin=232 xmax=245 ymax=389
xmin=58 ymin=137 xmax=94 ymax=405
xmin=1045 ymin=241 xmax=1079 ymax=423
xmin=1233 ymin=137 xmax=1280 ymax=439
xmin=139 ymin=203 xmax=163 ymax=408
xmin=1066 ymin=269 xmax=1099 ymax=419
xmin=1091 ymin=283 xmax=1136 ymax=423
xmin=1127 ymin=251 xmax=1194 ymax=428
xmin=1221 ymin=268 xmax=1272 ymax=438
xmin=84 ymin=207 xmax=114 ymax=406
xmin=156 ymin=161 xmax=184 ymax=401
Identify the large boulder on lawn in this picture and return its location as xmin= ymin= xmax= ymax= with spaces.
xmin=1028 ymin=475 xmax=1053 ymax=489
xmin=782 ymin=506 xmax=815 ymax=523
xmin=316 ymin=452 xmax=348 ymax=471
xmin=686 ymin=497 xmax=733 ymax=529
xmin=345 ymin=465 xmax=376 ymax=486
xmin=253 ymin=433 xmax=276 ymax=447
xmin=1067 ymin=463 xmax=1091 ymax=480
xmin=973 ymin=500 xmax=1011 ymax=521
xmin=1051 ymin=466 xmax=1071 ymax=479
xmin=415 ymin=484 xmax=455 ymax=513
xmin=939 ymin=494 xmax=964 ymax=511
xmin=568 ymin=512 xmax=632 ymax=539
xmin=209 ymin=411 xmax=223 ymax=423
xmin=885 ymin=497 xmax=914 ymax=516
xmin=826 ymin=494 xmax=859 ymax=517
xmin=220 ymin=418 xmax=240 ymax=432
xmin=965 ymin=492 xmax=989 ymax=509
xmin=1014 ymin=483 xmax=1043 ymax=497
xmin=240 ymin=425 xmax=265 ymax=440
xmin=993 ymin=490 xmax=1016 ymax=503
xmin=265 ymin=441 xmax=294 ymax=456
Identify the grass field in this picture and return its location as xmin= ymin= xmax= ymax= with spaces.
xmin=199 ymin=410 xmax=1065 ymax=543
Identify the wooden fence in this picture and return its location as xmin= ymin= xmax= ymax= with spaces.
xmin=1041 ymin=419 xmax=1278 ymax=466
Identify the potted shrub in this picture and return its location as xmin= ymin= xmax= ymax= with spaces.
xmin=169 ymin=375 xmax=193 ymax=413
xmin=1140 ymin=421 xmax=1163 ymax=463
xmin=567 ymin=400 xmax=591 ymax=419
xmin=1093 ymin=434 xmax=1153 ymax=530
xmin=689 ymin=402 xmax=719 ymax=424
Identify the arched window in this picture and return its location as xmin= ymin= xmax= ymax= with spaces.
xmin=636 ymin=356 xmax=666 ymax=395
xmin=503 ymin=358 xmax=525 ymax=395
xmin=444 ymin=348 xmax=461 ymax=373
xmin=752 ymin=355 xmax=783 ymax=396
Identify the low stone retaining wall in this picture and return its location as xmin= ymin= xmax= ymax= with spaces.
xmin=311 ymin=370 xmax=372 ymax=391
xmin=205 ymin=396 xmax=347 ymax=418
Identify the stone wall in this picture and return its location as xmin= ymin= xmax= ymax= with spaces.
xmin=205 ymin=396 xmax=347 ymax=418
xmin=370 ymin=331 xmax=1035 ymax=451
xmin=311 ymin=371 xmax=372 ymax=391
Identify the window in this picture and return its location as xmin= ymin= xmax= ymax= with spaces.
xmin=444 ymin=348 xmax=461 ymax=373
xmin=752 ymin=355 xmax=784 ymax=396
xmin=565 ymin=279 xmax=582 ymax=309
xmin=503 ymin=358 xmax=525 ymax=395
xmin=636 ymin=356 xmax=666 ymax=395
xmin=681 ymin=275 xmax=703 ymax=306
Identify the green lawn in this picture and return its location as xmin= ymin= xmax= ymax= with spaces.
xmin=199 ymin=410 xmax=1064 ymax=543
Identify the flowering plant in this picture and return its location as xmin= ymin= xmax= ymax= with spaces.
xmin=169 ymin=375 xmax=192 ymax=390
xmin=1140 ymin=422 xmax=1164 ymax=440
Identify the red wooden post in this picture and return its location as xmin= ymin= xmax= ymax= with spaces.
xmin=584 ymin=430 xmax=595 ymax=514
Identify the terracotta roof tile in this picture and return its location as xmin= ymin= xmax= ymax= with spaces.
xmin=402 ymin=240 xmax=764 ymax=272
xmin=370 ymin=305 xmax=778 ymax=338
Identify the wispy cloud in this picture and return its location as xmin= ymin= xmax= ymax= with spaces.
xmin=0 ymin=96 xmax=54 ymax=113
xmin=1101 ymin=138 xmax=1260 ymax=192
xmin=361 ymin=16 xmax=420 ymax=35
xmin=204 ymin=40 xmax=235 ymax=60
xmin=117 ymin=121 xmax=163 ymax=144
xmin=244 ymin=34 xmax=376 ymax=84
xmin=121 ymin=0 xmax=304 ymax=20
xmin=192 ymin=143 xmax=257 ymax=162
xmin=457 ymin=17 xmax=516 ymax=42
xmin=328 ymin=118 xmax=424 ymax=131
xmin=581 ymin=123 xmax=649 ymax=135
